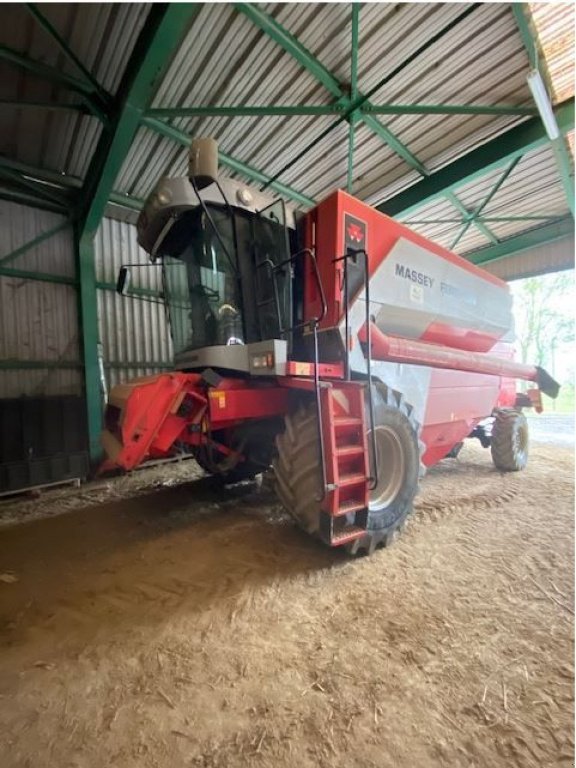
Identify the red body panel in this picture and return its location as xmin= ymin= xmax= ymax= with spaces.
xmin=300 ymin=190 xmax=524 ymax=466
xmin=303 ymin=190 xmax=505 ymax=333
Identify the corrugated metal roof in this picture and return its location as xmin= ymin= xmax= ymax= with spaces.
xmin=117 ymin=3 xmax=537 ymax=209
xmin=530 ymin=1 xmax=575 ymax=104
xmin=0 ymin=3 xmax=149 ymax=177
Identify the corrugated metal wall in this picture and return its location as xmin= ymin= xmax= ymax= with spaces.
xmin=0 ymin=200 xmax=81 ymax=397
xmin=94 ymin=217 xmax=172 ymax=391
xmin=0 ymin=201 xmax=173 ymax=397
xmin=0 ymin=201 xmax=172 ymax=488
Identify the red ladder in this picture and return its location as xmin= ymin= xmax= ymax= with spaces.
xmin=318 ymin=382 xmax=370 ymax=546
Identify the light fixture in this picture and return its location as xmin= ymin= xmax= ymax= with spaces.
xmin=527 ymin=69 xmax=560 ymax=141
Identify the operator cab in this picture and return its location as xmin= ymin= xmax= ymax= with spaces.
xmin=119 ymin=139 xmax=304 ymax=376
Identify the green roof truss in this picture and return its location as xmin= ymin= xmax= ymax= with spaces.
xmin=378 ymin=99 xmax=574 ymax=217
xmin=236 ymin=2 xmax=428 ymax=176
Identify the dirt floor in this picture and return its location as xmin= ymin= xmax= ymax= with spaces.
xmin=0 ymin=438 xmax=573 ymax=768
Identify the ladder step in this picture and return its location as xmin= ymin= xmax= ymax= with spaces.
xmin=335 ymin=499 xmax=367 ymax=517
xmin=336 ymin=445 xmax=364 ymax=459
xmin=338 ymin=472 xmax=366 ymax=488
xmin=330 ymin=526 xmax=365 ymax=546
xmin=334 ymin=417 xmax=363 ymax=429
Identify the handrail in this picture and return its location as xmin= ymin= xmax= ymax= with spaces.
xmin=333 ymin=249 xmax=378 ymax=491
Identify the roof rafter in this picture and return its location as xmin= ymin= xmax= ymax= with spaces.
xmin=0 ymin=44 xmax=108 ymax=121
xmin=145 ymin=103 xmax=537 ymax=119
xmin=236 ymin=2 xmax=428 ymax=176
xmin=378 ymin=99 xmax=574 ymax=217
xmin=25 ymin=3 xmax=108 ymax=101
xmin=449 ymin=156 xmax=522 ymax=248
xmin=0 ymin=99 xmax=89 ymax=114
xmin=0 ymin=166 xmax=71 ymax=208
xmin=445 ymin=190 xmax=498 ymax=247
xmin=0 ymin=156 xmax=146 ymax=212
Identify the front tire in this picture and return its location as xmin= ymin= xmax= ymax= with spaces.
xmin=273 ymin=383 xmax=422 ymax=555
xmin=490 ymin=409 xmax=529 ymax=472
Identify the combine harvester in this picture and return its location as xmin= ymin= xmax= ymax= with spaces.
xmin=102 ymin=138 xmax=558 ymax=555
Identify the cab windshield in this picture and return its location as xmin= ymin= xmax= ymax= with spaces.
xmin=159 ymin=206 xmax=243 ymax=354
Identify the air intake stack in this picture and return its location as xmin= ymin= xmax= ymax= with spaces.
xmin=188 ymin=137 xmax=219 ymax=190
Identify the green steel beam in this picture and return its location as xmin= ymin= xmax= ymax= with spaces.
xmin=449 ymin=156 xmax=524 ymax=248
xmin=0 ymin=265 xmax=76 ymax=285
xmin=0 ymin=157 xmax=144 ymax=211
xmin=473 ymin=156 xmax=523 ymax=217
xmin=0 ymin=157 xmax=82 ymax=189
xmin=242 ymin=4 xmax=480 ymax=190
xmin=146 ymin=103 xmax=537 ymax=119
xmin=0 ymin=44 xmax=93 ymax=93
xmin=0 ymin=99 xmax=90 ymax=114
xmin=405 ymin=215 xmax=564 ymax=224
xmin=446 ymin=190 xmax=499 ymax=246
xmin=0 ymin=360 xmax=172 ymax=371
xmin=0 ymin=167 xmax=71 ymax=207
xmin=108 ymin=191 xmax=145 ymax=211
xmin=25 ymin=3 xmax=109 ymax=101
xmin=548 ymin=138 xmax=576 ymax=216
xmin=0 ymin=219 xmax=71 ymax=267
xmin=378 ymin=99 xmax=574 ymax=217
xmin=512 ymin=3 xmax=538 ymax=68
xmin=0 ymin=44 xmax=107 ymax=120
xmin=362 ymin=114 xmax=428 ymax=175
xmin=466 ymin=216 xmax=574 ymax=265
xmin=347 ymin=4 xmax=360 ymax=194
xmin=0 ymin=359 xmax=81 ymax=370
xmin=77 ymin=4 xmax=199 ymax=463
xmin=78 ymin=6 xmax=199 ymax=235
xmin=105 ymin=361 xmax=172 ymax=370
xmin=142 ymin=116 xmax=316 ymax=207
xmin=0 ymin=186 xmax=68 ymax=214
xmin=364 ymin=103 xmax=537 ymax=117
xmin=147 ymin=105 xmax=343 ymax=118
xmin=513 ymin=4 xmax=575 ymax=216
xmin=236 ymin=2 xmax=427 ymax=176
xmin=236 ymin=4 xmax=343 ymax=99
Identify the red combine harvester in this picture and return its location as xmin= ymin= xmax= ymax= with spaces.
xmin=102 ymin=138 xmax=559 ymax=555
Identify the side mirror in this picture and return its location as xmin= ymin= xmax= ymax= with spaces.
xmin=116 ymin=266 xmax=131 ymax=295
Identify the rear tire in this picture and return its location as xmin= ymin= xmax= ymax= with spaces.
xmin=273 ymin=383 xmax=422 ymax=555
xmin=490 ymin=409 xmax=529 ymax=471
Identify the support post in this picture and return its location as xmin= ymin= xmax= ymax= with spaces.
xmin=77 ymin=4 xmax=199 ymax=463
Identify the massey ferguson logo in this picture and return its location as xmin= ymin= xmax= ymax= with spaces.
xmin=344 ymin=213 xmax=367 ymax=254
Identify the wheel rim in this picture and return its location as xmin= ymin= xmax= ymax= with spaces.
xmin=369 ymin=426 xmax=406 ymax=511
xmin=514 ymin=423 xmax=529 ymax=462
